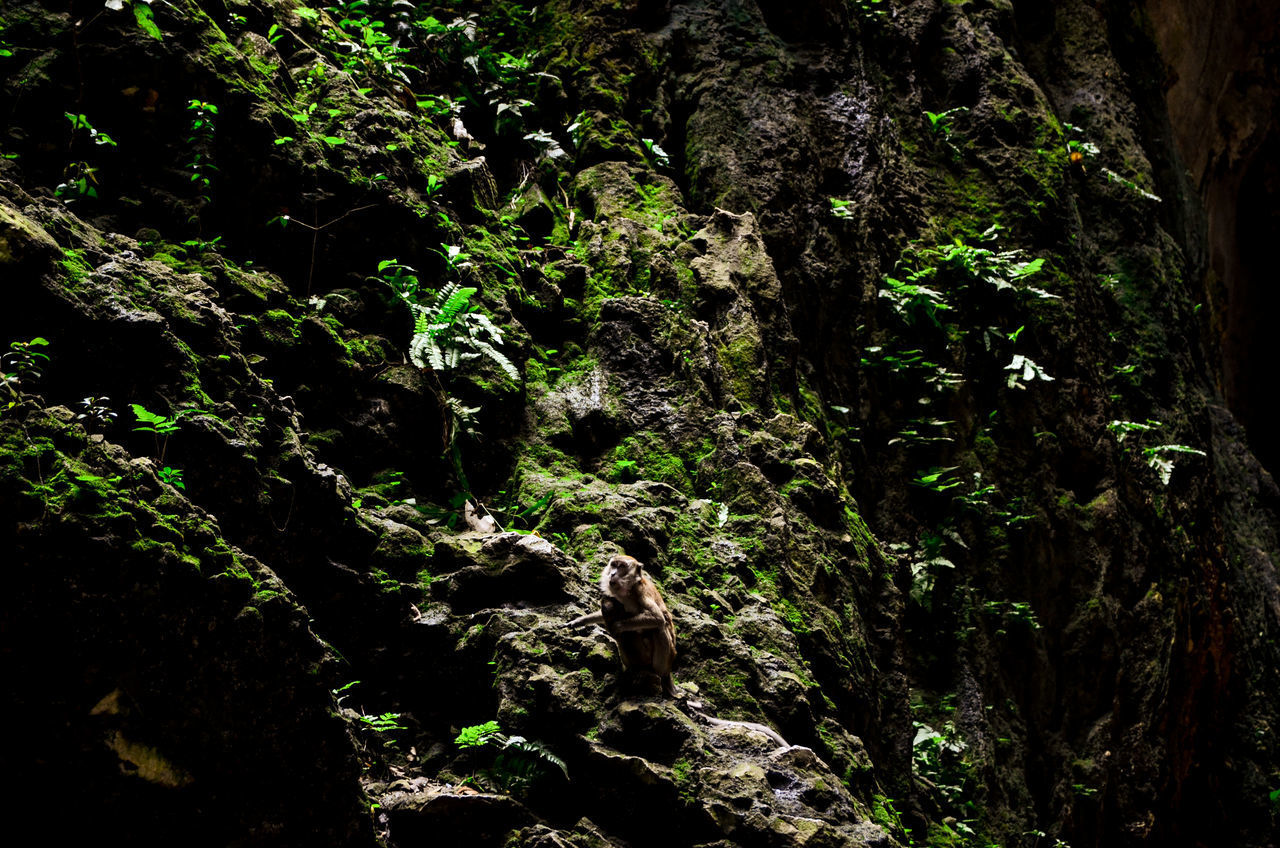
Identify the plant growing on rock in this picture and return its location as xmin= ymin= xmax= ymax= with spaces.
xmin=1 ymin=337 xmax=50 ymax=414
xmin=376 ymin=257 xmax=518 ymax=381
xmin=1107 ymin=420 xmax=1206 ymax=485
xmin=184 ymin=99 xmax=218 ymax=238
xmin=75 ymin=396 xmax=117 ymax=430
xmin=453 ymin=720 xmax=567 ymax=796
xmin=407 ymin=282 xmax=518 ymax=380
xmin=57 ymin=113 xmax=116 ymax=203
xmin=104 ymin=0 xmax=163 ymax=41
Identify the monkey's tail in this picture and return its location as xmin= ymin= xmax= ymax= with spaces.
xmin=680 ymin=700 xmax=790 ymax=749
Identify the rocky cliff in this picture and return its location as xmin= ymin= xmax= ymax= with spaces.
xmin=2 ymin=1 xmax=1277 ymax=846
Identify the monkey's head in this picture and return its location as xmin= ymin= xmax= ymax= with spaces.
xmin=602 ymin=554 xmax=643 ymax=595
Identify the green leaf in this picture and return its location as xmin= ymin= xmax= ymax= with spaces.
xmin=133 ymin=2 xmax=163 ymax=40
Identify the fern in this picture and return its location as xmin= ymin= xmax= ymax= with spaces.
xmin=401 ymin=283 xmax=519 ymax=381
xmin=453 ymin=720 xmax=568 ymax=795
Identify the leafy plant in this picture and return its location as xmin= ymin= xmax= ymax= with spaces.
xmin=75 ymin=395 xmax=117 ymax=429
xmin=911 ymin=466 xmax=963 ymax=493
xmin=130 ymin=403 xmax=179 ymax=461
xmin=1107 ymin=420 xmax=1205 ymax=485
xmin=158 ymin=466 xmax=186 ymax=490
xmin=184 ymin=99 xmax=218 ymax=232
xmin=1142 ymin=444 xmax=1206 ymax=486
xmin=453 ymin=720 xmax=568 ymax=796
xmin=2 ymin=336 xmax=50 ymax=413
xmin=406 ymin=282 xmax=518 ymax=381
xmin=912 ymin=720 xmax=971 ymax=807
xmin=1003 ymin=353 xmax=1055 ymax=390
xmin=105 ymin=0 xmax=163 ymax=40
xmin=358 ymin=712 xmax=407 ymax=732
xmin=65 ymin=112 xmax=117 ymax=148
xmin=983 ymin=599 xmax=1042 ymax=632
xmin=455 ymin=720 xmax=502 ymax=748
xmin=641 ymin=137 xmax=670 ymax=168
xmin=901 ymin=529 xmax=959 ymax=611
xmin=924 ymin=106 xmax=968 ymax=156
xmin=851 ymin=0 xmax=888 ymax=20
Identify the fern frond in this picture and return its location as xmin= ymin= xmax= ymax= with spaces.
xmin=427 ymin=338 xmax=446 ymax=372
xmin=431 ymin=285 xmax=477 ymax=335
xmin=409 ymin=333 xmax=432 ymax=369
xmin=469 ymin=312 xmax=506 ymax=344
xmin=471 ymin=339 xmax=520 ymax=381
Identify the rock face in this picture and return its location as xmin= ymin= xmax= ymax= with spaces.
xmin=1 ymin=1 xmax=1277 ymax=846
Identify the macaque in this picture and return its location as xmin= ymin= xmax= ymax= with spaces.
xmin=569 ymin=555 xmax=680 ymax=698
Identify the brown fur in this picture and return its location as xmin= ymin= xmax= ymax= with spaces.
xmin=569 ymin=555 xmax=680 ymax=697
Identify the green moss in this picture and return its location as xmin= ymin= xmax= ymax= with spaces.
xmin=611 ymin=434 xmax=693 ymax=493
xmin=60 ymin=248 xmax=93 ymax=285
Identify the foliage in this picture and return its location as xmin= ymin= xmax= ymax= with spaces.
xmin=130 ymin=403 xmax=181 ymax=463
xmin=912 ymin=721 xmax=975 ymax=817
xmin=406 ymin=282 xmax=517 ymax=380
xmin=358 ymin=712 xmax=407 ymax=732
xmin=1003 ymin=353 xmax=1055 ymax=390
xmin=184 ymin=100 xmax=218 ymax=229
xmin=850 ymin=0 xmax=888 ymax=21
xmin=333 ymin=681 xmax=406 ymax=736
xmin=2 ymin=337 xmax=50 ymax=412
xmin=57 ymin=113 xmax=116 ymax=203
xmin=105 ymin=0 xmax=163 ymax=41
xmin=76 ymin=396 xmax=117 ymax=429
xmin=1108 ymin=420 xmax=1206 ymax=485
xmin=158 ymin=466 xmax=186 ymax=490
xmin=455 ymin=720 xmax=503 ymax=748
xmin=924 ymin=107 xmax=969 ymax=157
xmin=453 ymin=720 xmax=568 ymax=796
xmin=373 ymin=253 xmax=519 ymax=382
xmin=901 ymin=529 xmax=958 ymax=611
xmin=641 ymin=137 xmax=670 ymax=168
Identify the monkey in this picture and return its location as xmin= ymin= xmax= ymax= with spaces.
xmin=566 ymin=556 xmax=792 ymax=749
xmin=568 ymin=554 xmax=680 ymax=698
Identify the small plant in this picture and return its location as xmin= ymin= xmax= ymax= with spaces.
xmin=184 ymin=99 xmax=218 ymax=234
xmin=910 ymin=466 xmax=963 ymax=493
xmin=1064 ymin=124 xmax=1100 ymax=170
xmin=65 ymin=112 xmax=117 ymax=148
xmin=851 ymin=0 xmax=888 ymax=20
xmin=1004 ymin=353 xmax=1055 ymax=390
xmin=1107 ymin=419 xmax=1160 ymax=443
xmin=455 ymin=720 xmax=502 ymax=747
xmin=912 ymin=720 xmax=972 ymax=809
xmin=75 ymin=396 xmax=117 ymax=429
xmin=983 ymin=599 xmax=1042 ymax=632
xmin=57 ymin=113 xmax=117 ymax=203
xmin=901 ymin=529 xmax=959 ymax=611
xmin=131 ymin=403 xmax=180 ymax=462
xmin=924 ymin=106 xmax=968 ymax=156
xmin=828 ymin=197 xmax=855 ymax=219
xmin=358 ymin=712 xmax=407 ymax=732
xmin=1142 ymin=444 xmax=1206 ymax=486
xmin=157 ymin=466 xmax=186 ymax=490
xmin=105 ymin=0 xmax=163 ymax=40
xmin=641 ymin=137 xmax=670 ymax=168
xmin=453 ymin=719 xmax=568 ymax=796
xmin=2 ymin=336 xmax=50 ymax=413
xmin=405 ymin=282 xmax=519 ymax=381
xmin=1107 ymin=420 xmax=1204 ymax=485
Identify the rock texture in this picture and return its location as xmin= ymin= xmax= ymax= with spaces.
xmin=1 ymin=1 xmax=1277 ymax=846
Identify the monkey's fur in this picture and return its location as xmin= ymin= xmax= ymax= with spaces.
xmin=569 ymin=555 xmax=679 ymax=698
xmin=567 ymin=555 xmax=792 ymax=748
